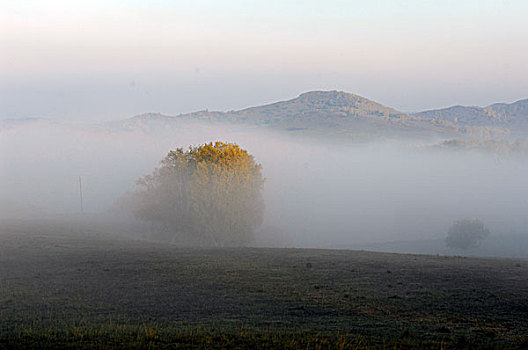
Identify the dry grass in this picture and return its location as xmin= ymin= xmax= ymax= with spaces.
xmin=1 ymin=222 xmax=527 ymax=349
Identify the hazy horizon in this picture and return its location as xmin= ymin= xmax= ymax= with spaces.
xmin=2 ymin=89 xmax=528 ymax=123
xmin=1 ymin=0 xmax=527 ymax=253
xmin=2 ymin=118 xmax=527 ymax=250
xmin=2 ymin=1 xmax=528 ymax=120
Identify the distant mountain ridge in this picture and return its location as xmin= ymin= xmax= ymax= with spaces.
xmin=4 ymin=91 xmax=527 ymax=139
xmin=111 ymin=91 xmax=459 ymax=139
xmin=114 ymin=91 xmax=527 ymax=139
xmin=414 ymin=98 xmax=528 ymax=133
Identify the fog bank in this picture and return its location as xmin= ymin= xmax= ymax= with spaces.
xmin=1 ymin=119 xmax=527 ymax=249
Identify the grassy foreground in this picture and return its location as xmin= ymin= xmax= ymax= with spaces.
xmin=1 ymin=222 xmax=527 ymax=349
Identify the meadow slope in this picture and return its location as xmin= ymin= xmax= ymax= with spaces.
xmin=1 ymin=222 xmax=527 ymax=349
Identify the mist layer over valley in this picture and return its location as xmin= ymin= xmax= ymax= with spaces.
xmin=2 ymin=93 xmax=527 ymax=257
xmin=4 ymin=1 xmax=528 ymax=346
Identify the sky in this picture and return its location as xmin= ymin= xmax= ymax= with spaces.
xmin=1 ymin=0 xmax=527 ymax=120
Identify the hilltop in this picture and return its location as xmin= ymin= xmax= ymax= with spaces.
xmin=106 ymin=91 xmax=528 ymax=140
xmin=4 ymin=91 xmax=527 ymax=140
xmin=108 ymin=91 xmax=459 ymax=139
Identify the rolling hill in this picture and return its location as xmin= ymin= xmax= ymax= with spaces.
xmin=2 ymin=225 xmax=527 ymax=348
xmin=108 ymin=91 xmax=461 ymax=139
xmin=107 ymin=91 xmax=528 ymax=140
xmin=4 ymin=91 xmax=527 ymax=140
xmin=415 ymin=98 xmax=528 ymax=136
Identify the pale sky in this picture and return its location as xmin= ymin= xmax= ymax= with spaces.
xmin=1 ymin=0 xmax=527 ymax=119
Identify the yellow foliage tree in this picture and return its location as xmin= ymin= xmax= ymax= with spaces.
xmin=133 ymin=142 xmax=264 ymax=246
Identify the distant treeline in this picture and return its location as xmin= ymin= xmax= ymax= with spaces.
xmin=432 ymin=137 xmax=528 ymax=156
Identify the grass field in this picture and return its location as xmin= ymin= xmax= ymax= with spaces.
xmin=1 ymin=220 xmax=527 ymax=349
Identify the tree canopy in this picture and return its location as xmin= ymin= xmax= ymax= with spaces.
xmin=445 ymin=219 xmax=490 ymax=250
xmin=133 ymin=142 xmax=264 ymax=246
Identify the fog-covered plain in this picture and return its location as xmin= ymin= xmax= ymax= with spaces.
xmin=1 ymin=119 xmax=527 ymax=252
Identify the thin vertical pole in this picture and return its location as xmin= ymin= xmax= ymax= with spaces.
xmin=79 ymin=176 xmax=84 ymax=213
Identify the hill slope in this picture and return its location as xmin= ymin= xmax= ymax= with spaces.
xmin=5 ymin=91 xmax=527 ymax=140
xmin=111 ymin=91 xmax=462 ymax=139
xmin=415 ymin=98 xmax=528 ymax=136
xmin=1 ymin=225 xmax=527 ymax=348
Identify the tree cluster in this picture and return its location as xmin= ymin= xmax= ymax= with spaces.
xmin=445 ymin=219 xmax=490 ymax=250
xmin=133 ymin=142 xmax=264 ymax=246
